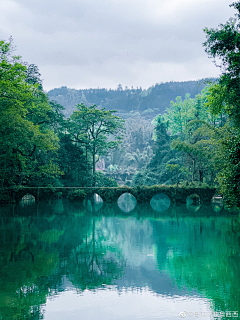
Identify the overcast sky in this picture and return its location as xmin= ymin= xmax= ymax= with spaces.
xmin=0 ymin=0 xmax=236 ymax=91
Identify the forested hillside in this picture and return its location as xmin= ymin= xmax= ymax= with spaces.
xmin=48 ymin=80 xmax=214 ymax=118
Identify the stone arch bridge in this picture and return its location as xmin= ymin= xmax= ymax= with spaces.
xmin=0 ymin=186 xmax=217 ymax=205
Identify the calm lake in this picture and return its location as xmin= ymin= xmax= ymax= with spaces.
xmin=0 ymin=197 xmax=239 ymax=320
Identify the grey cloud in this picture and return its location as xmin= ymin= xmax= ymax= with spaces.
xmin=15 ymin=0 xmax=89 ymax=18
xmin=0 ymin=0 xmax=235 ymax=90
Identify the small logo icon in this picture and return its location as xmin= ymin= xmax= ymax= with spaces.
xmin=179 ymin=311 xmax=187 ymax=318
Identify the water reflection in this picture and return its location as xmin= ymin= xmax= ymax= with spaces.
xmin=212 ymin=195 xmax=224 ymax=213
xmin=19 ymin=193 xmax=35 ymax=206
xmin=186 ymin=194 xmax=201 ymax=212
xmin=68 ymin=217 xmax=125 ymax=291
xmin=52 ymin=198 xmax=65 ymax=214
xmin=83 ymin=193 xmax=103 ymax=212
xmin=150 ymin=193 xmax=171 ymax=212
xmin=0 ymin=202 xmax=239 ymax=320
xmin=117 ymin=192 xmax=137 ymax=213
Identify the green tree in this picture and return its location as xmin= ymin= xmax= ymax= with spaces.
xmin=57 ymin=134 xmax=92 ymax=187
xmin=162 ymin=87 xmax=221 ymax=138
xmin=203 ymin=1 xmax=240 ymax=204
xmin=0 ymin=39 xmax=61 ymax=187
xmin=132 ymin=116 xmax=183 ymax=186
xmin=203 ymin=3 xmax=240 ymax=125
xmin=68 ymin=104 xmax=125 ymax=185
xmin=171 ymin=120 xmax=219 ymax=184
xmin=150 ymin=115 xmax=172 ymax=167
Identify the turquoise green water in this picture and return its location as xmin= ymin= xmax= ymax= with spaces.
xmin=0 ymin=199 xmax=239 ymax=320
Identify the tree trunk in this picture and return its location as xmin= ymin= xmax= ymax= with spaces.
xmin=192 ymin=160 xmax=195 ymax=183
xmin=92 ymin=143 xmax=96 ymax=186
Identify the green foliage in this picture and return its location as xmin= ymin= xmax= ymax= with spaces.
xmin=95 ymin=171 xmax=118 ymax=187
xmin=68 ymin=189 xmax=88 ymax=202
xmin=39 ymin=229 xmax=64 ymax=244
xmin=139 ymin=90 xmax=226 ymax=187
xmin=166 ymin=164 xmax=180 ymax=173
xmin=57 ymin=133 xmax=92 ymax=187
xmin=105 ymin=118 xmax=154 ymax=184
xmin=0 ymin=40 xmax=126 ymax=189
xmin=0 ymin=39 xmax=62 ymax=188
xmin=203 ymin=7 xmax=240 ymax=125
xmin=167 ymin=86 xmax=230 ymax=187
xmin=36 ymin=161 xmax=64 ymax=187
xmin=214 ymin=128 xmax=240 ymax=207
xmin=162 ymin=87 xmax=221 ymax=137
xmin=150 ymin=116 xmax=171 ymax=166
xmin=68 ymin=103 xmax=125 ymax=183
xmin=171 ymin=120 xmax=221 ymax=185
xmin=202 ymin=1 xmax=240 ymax=205
xmin=131 ymin=116 xmax=183 ymax=186
xmin=204 ymin=84 xmax=227 ymax=117
xmin=107 ymin=164 xmax=118 ymax=172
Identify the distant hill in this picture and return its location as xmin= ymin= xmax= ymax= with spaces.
xmin=47 ymin=79 xmax=215 ymax=118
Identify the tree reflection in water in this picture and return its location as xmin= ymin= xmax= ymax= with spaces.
xmin=0 ymin=200 xmax=239 ymax=319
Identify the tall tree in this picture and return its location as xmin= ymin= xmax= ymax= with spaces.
xmin=162 ymin=88 xmax=220 ymax=138
xmin=203 ymin=3 xmax=240 ymax=125
xmin=132 ymin=116 xmax=183 ymax=186
xmin=68 ymin=104 xmax=125 ymax=185
xmin=0 ymin=39 xmax=61 ymax=187
xmin=203 ymin=1 xmax=240 ymax=205
xmin=150 ymin=115 xmax=172 ymax=167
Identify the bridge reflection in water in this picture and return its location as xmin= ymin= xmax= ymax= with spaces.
xmin=150 ymin=193 xmax=171 ymax=213
xmin=117 ymin=193 xmax=137 ymax=213
xmin=14 ymin=189 xmax=225 ymax=216
xmin=83 ymin=193 xmax=103 ymax=213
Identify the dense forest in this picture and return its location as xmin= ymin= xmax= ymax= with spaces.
xmin=48 ymin=80 xmax=212 ymax=119
xmin=1 ymin=1 xmax=240 ymax=207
